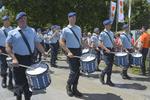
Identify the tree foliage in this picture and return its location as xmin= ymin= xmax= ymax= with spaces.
xmin=1 ymin=0 xmax=150 ymax=31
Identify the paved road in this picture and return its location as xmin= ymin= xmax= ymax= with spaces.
xmin=0 ymin=56 xmax=150 ymax=100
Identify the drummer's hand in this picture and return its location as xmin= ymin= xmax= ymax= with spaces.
xmin=0 ymin=49 xmax=2 ymax=53
xmin=67 ymin=52 xmax=74 ymax=58
xmin=96 ymin=48 xmax=100 ymax=51
xmin=125 ymin=50 xmax=129 ymax=53
xmin=43 ymin=52 xmax=48 ymax=57
xmin=12 ymin=58 xmax=19 ymax=67
xmin=42 ymin=52 xmax=48 ymax=60
xmin=105 ymin=49 xmax=110 ymax=53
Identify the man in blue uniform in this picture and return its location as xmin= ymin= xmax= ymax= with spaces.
xmin=0 ymin=15 xmax=13 ymax=89
xmin=48 ymin=25 xmax=60 ymax=67
xmin=90 ymin=27 xmax=101 ymax=71
xmin=6 ymin=12 xmax=46 ymax=100
xmin=59 ymin=12 xmax=83 ymax=97
xmin=120 ymin=24 xmax=132 ymax=79
xmin=99 ymin=19 xmax=115 ymax=86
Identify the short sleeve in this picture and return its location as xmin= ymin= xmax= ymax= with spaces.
xmin=33 ymin=29 xmax=41 ymax=43
xmin=99 ymin=32 xmax=104 ymax=42
xmin=60 ymin=28 xmax=67 ymax=40
xmin=6 ymin=31 xmax=13 ymax=44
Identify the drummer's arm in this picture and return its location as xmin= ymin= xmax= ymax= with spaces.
xmin=5 ymin=43 xmax=19 ymax=66
xmin=99 ymin=41 xmax=110 ymax=53
xmin=59 ymin=38 xmax=71 ymax=55
xmin=5 ymin=43 xmax=16 ymax=60
xmin=35 ymin=42 xmax=46 ymax=56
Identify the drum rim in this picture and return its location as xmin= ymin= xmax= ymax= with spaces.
xmin=80 ymin=54 xmax=96 ymax=62
xmin=26 ymin=63 xmax=49 ymax=76
xmin=115 ymin=52 xmax=127 ymax=56
xmin=131 ymin=53 xmax=142 ymax=57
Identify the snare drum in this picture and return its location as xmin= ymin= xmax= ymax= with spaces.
xmin=82 ymin=48 xmax=89 ymax=54
xmin=26 ymin=63 xmax=51 ymax=90
xmin=80 ymin=53 xmax=97 ymax=73
xmin=114 ymin=52 xmax=128 ymax=66
xmin=6 ymin=57 xmax=12 ymax=67
xmin=130 ymin=53 xmax=142 ymax=66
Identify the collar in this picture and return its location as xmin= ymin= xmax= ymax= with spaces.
xmin=104 ymin=29 xmax=111 ymax=33
xmin=16 ymin=26 xmax=28 ymax=31
xmin=67 ymin=24 xmax=76 ymax=28
xmin=1 ymin=26 xmax=11 ymax=30
xmin=92 ymin=33 xmax=98 ymax=36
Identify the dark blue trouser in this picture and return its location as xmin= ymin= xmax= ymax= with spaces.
xmin=13 ymin=54 xmax=32 ymax=98
xmin=0 ymin=46 xmax=13 ymax=81
xmin=67 ymin=48 xmax=81 ymax=85
xmin=140 ymin=48 xmax=149 ymax=73
xmin=96 ymin=50 xmax=101 ymax=65
xmin=50 ymin=41 xmax=59 ymax=65
xmin=102 ymin=52 xmax=114 ymax=80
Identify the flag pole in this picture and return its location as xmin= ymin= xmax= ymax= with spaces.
xmin=128 ymin=0 xmax=132 ymax=32
xmin=115 ymin=0 xmax=119 ymax=34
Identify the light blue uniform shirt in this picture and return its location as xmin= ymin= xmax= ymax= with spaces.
xmin=0 ymin=26 xmax=13 ymax=47
xmin=120 ymin=32 xmax=132 ymax=49
xmin=48 ymin=30 xmax=60 ymax=44
xmin=90 ymin=33 xmax=100 ymax=48
xmin=99 ymin=29 xmax=114 ymax=48
xmin=60 ymin=25 xmax=82 ymax=48
xmin=6 ymin=26 xmax=40 ymax=55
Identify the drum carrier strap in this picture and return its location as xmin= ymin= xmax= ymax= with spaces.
xmin=69 ymin=27 xmax=81 ymax=48
xmin=103 ymin=31 xmax=114 ymax=47
xmin=18 ymin=30 xmax=32 ymax=55
xmin=3 ymin=30 xmax=8 ymax=37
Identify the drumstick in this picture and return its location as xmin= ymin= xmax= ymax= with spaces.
xmin=0 ymin=52 xmax=9 ymax=57
xmin=47 ymin=48 xmax=51 ymax=54
xmin=19 ymin=64 xmax=32 ymax=69
xmin=0 ymin=53 xmax=33 ymax=69
xmin=73 ymin=56 xmax=82 ymax=59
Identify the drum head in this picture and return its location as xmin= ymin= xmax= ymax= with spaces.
xmin=82 ymin=49 xmax=89 ymax=54
xmin=131 ymin=53 xmax=142 ymax=57
xmin=26 ymin=63 xmax=48 ymax=75
xmin=6 ymin=57 xmax=12 ymax=61
xmin=115 ymin=52 xmax=127 ymax=56
xmin=81 ymin=53 xmax=96 ymax=62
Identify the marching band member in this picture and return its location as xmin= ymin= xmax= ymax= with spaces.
xmin=36 ymin=28 xmax=45 ymax=61
xmin=5 ymin=12 xmax=46 ymax=100
xmin=0 ymin=15 xmax=13 ymax=89
xmin=48 ymin=25 xmax=60 ymax=67
xmin=137 ymin=25 xmax=150 ymax=75
xmin=99 ymin=19 xmax=115 ymax=86
xmin=60 ymin=12 xmax=83 ymax=97
xmin=120 ymin=24 xmax=133 ymax=79
xmin=90 ymin=27 xmax=101 ymax=71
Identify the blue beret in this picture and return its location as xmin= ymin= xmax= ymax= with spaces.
xmin=122 ymin=24 xmax=129 ymax=29
xmin=51 ymin=25 xmax=60 ymax=30
xmin=103 ymin=19 xmax=112 ymax=25
xmin=16 ymin=12 xmax=27 ymax=21
xmin=68 ymin=12 xmax=76 ymax=17
xmin=94 ymin=28 xmax=100 ymax=33
xmin=2 ymin=16 xmax=9 ymax=21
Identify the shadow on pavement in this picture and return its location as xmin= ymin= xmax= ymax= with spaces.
xmin=56 ymin=65 xmax=69 ymax=70
xmin=80 ymin=73 xmax=99 ymax=79
xmin=115 ymin=83 xmax=147 ymax=90
xmin=32 ymin=89 xmax=46 ymax=95
xmin=131 ymin=76 xmax=150 ymax=82
xmin=81 ymin=93 xmax=123 ymax=100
